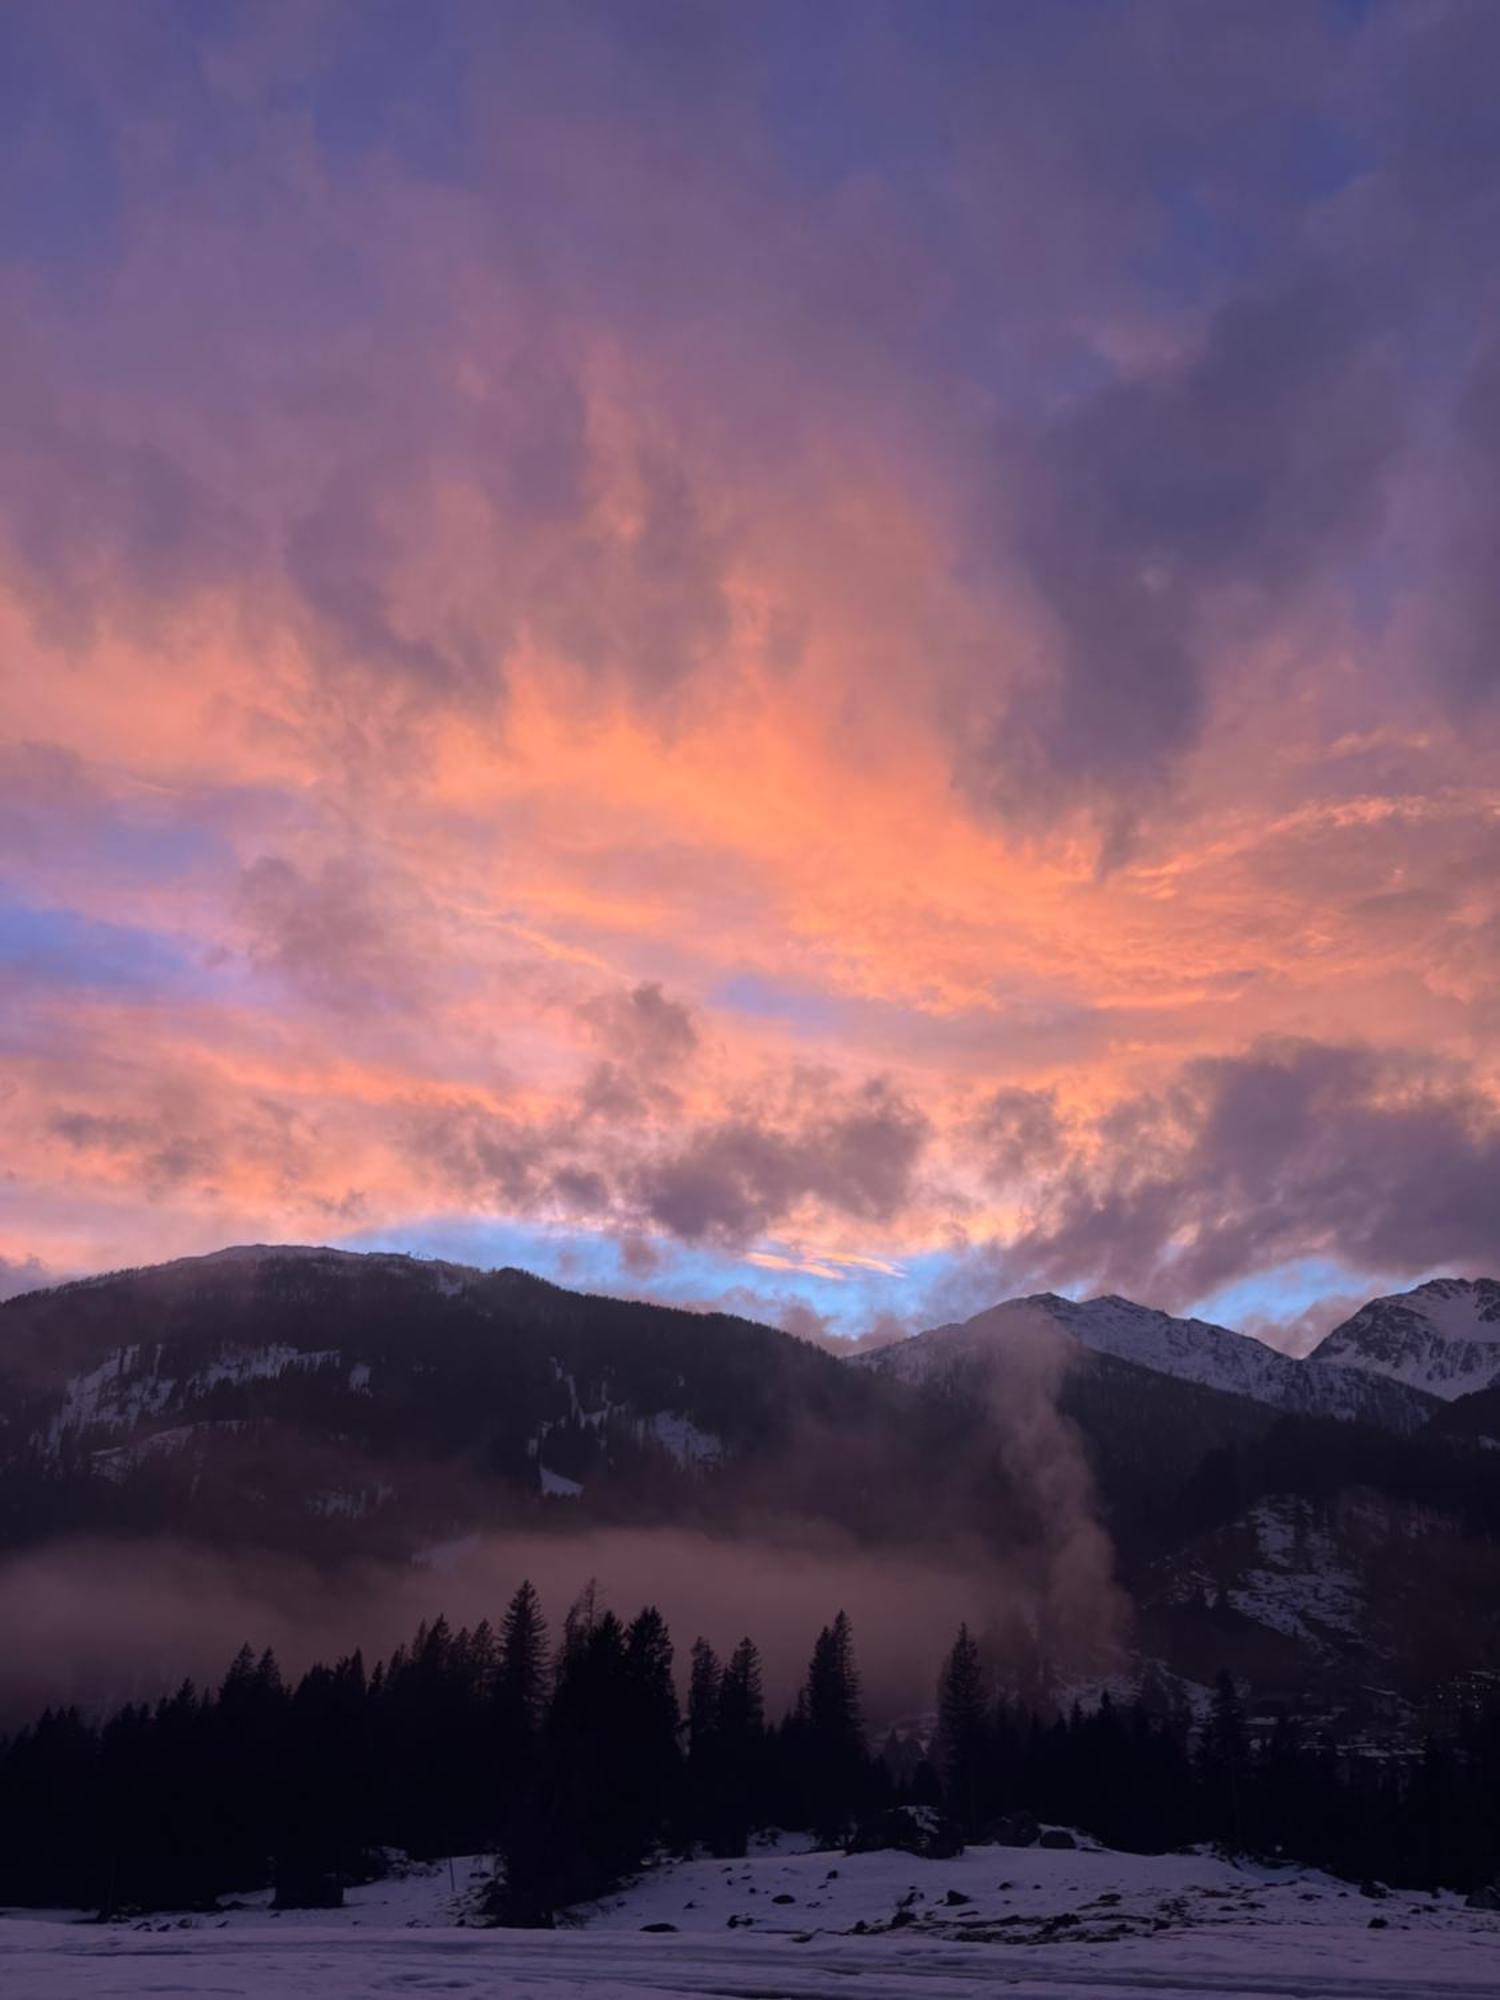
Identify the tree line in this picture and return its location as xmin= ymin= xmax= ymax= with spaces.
xmin=2 ymin=1588 xmax=1498 ymax=1919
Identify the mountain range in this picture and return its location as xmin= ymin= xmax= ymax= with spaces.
xmin=5 ymin=1247 xmax=1500 ymax=1728
xmin=857 ymin=1289 xmax=1444 ymax=1430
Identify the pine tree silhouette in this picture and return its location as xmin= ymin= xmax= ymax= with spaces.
xmin=803 ymin=1611 xmax=868 ymax=1844
xmin=936 ymin=1624 xmax=988 ymax=1833
xmin=716 ymin=1637 xmax=766 ymax=1856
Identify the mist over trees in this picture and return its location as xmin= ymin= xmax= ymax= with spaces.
xmin=3 ymin=1584 xmax=1500 ymax=1920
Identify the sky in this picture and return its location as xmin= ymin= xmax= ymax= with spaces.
xmin=4 ymin=0 xmax=1500 ymax=1349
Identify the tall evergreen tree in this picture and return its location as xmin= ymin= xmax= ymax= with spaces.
xmin=492 ymin=1578 xmax=549 ymax=1843
xmin=685 ymin=1638 xmax=723 ymax=1848
xmin=935 ymin=1623 xmax=988 ymax=1833
xmin=716 ymin=1637 xmax=766 ymax=1856
xmin=688 ymin=1638 xmax=722 ymax=1759
xmin=803 ymin=1610 xmax=868 ymax=1843
xmin=498 ymin=1580 xmax=548 ymax=1728
xmin=623 ymin=1606 xmax=681 ymax=1856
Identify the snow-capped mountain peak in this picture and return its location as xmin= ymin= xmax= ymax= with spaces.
xmin=862 ymin=1292 xmax=1272 ymax=1395
xmin=860 ymin=1290 xmax=1434 ymax=1430
xmin=1308 ymin=1277 xmax=1500 ymax=1400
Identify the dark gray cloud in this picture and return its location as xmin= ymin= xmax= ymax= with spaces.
xmin=420 ymin=1071 xmax=930 ymax=1247
xmin=401 ymin=1064 xmax=930 ymax=1249
xmin=933 ymin=2 xmax=1500 ymax=830
xmin=971 ymin=1085 xmax=1064 ymax=1186
xmin=972 ymin=270 xmax=1401 ymax=821
xmin=48 ymin=1106 xmax=221 ymax=1195
xmin=1005 ymin=1039 xmax=1500 ymax=1307
xmin=407 ymin=1100 xmax=555 ymax=1213
xmin=576 ymin=983 xmax=700 ymax=1125
xmin=238 ymin=854 xmax=423 ymax=1013
xmin=636 ymin=1079 xmax=928 ymax=1244
xmin=48 ymin=1110 xmax=151 ymax=1151
xmin=580 ymin=980 xmax=698 ymax=1070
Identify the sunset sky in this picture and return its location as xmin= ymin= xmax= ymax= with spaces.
xmin=5 ymin=0 xmax=1500 ymax=1347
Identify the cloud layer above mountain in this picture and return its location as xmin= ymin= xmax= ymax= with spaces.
xmin=5 ymin=1 xmax=1500 ymax=1339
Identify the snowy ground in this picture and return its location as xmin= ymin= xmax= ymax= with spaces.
xmin=4 ymin=1837 xmax=1499 ymax=1996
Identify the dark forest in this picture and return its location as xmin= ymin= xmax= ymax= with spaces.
xmin=4 ymin=1584 xmax=1499 ymax=1923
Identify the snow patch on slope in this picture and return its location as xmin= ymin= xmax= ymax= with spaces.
xmin=37 ymin=1343 xmax=353 ymax=1463
xmin=186 ymin=1345 xmax=341 ymax=1393
xmin=1231 ymin=1499 xmax=1367 ymax=1649
xmin=307 ymin=1482 xmax=396 ymax=1520
xmin=40 ymin=1347 xmax=176 ymax=1451
xmin=642 ymin=1409 xmax=723 ymax=1467
xmin=530 ymin=1366 xmax=723 ymax=1471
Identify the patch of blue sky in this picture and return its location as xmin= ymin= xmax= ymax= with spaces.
xmin=1189 ymin=1257 xmax=1369 ymax=1334
xmin=77 ymin=815 xmax=231 ymax=884
xmin=712 ymin=972 xmax=843 ymax=1035
xmin=334 ymin=1214 xmax=917 ymax=1339
xmin=0 ymin=895 xmax=215 ymax=999
xmin=708 ymin=973 xmax=1060 ymax=1067
xmin=338 ymin=1215 xmax=614 ymax=1287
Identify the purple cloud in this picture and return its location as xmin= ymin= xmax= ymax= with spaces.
xmin=1006 ymin=1040 xmax=1500 ymax=1307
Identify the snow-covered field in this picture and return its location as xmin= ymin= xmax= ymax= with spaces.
xmin=4 ymin=1837 xmax=1498 ymax=1997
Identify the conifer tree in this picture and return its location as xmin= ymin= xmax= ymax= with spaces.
xmin=716 ymin=1637 xmax=766 ymax=1855
xmin=498 ymin=1580 xmax=548 ymax=1728
xmin=803 ymin=1610 xmax=868 ymax=1843
xmin=623 ymin=1606 xmax=680 ymax=1855
xmin=720 ymin=1636 xmax=765 ymax=1738
xmin=688 ymin=1638 xmax=722 ymax=1759
xmin=935 ymin=1623 xmax=988 ymax=1833
xmin=686 ymin=1638 xmax=723 ymax=1847
xmin=493 ymin=1578 xmax=548 ymax=1838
